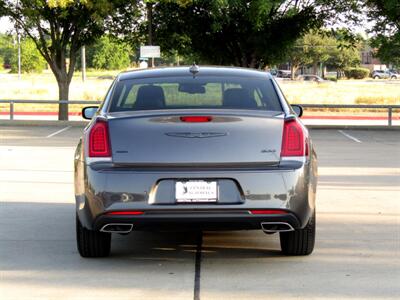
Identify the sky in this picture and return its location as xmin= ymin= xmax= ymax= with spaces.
xmin=0 ymin=17 xmax=14 ymax=33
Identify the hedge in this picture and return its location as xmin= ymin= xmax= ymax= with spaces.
xmin=344 ymin=67 xmax=370 ymax=79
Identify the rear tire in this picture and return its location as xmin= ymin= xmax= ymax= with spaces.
xmin=280 ymin=211 xmax=315 ymax=255
xmin=76 ymin=215 xmax=111 ymax=257
xmin=373 ymin=76 xmax=379 ymax=79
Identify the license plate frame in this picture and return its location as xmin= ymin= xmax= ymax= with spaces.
xmin=175 ymin=180 xmax=218 ymax=203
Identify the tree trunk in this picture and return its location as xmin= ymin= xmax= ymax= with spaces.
xmin=291 ymin=65 xmax=299 ymax=80
xmin=241 ymin=55 xmax=248 ymax=68
xmin=57 ymin=79 xmax=69 ymax=121
xmin=249 ymin=54 xmax=257 ymax=69
xmin=50 ymin=47 xmax=76 ymax=121
xmin=313 ymin=63 xmax=318 ymax=75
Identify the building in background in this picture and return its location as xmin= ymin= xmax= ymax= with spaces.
xmin=361 ymin=45 xmax=387 ymax=72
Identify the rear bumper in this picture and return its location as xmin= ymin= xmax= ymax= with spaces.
xmin=93 ymin=210 xmax=301 ymax=231
xmin=75 ymin=157 xmax=317 ymax=231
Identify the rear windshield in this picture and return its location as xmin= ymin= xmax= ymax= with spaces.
xmin=108 ymin=76 xmax=283 ymax=112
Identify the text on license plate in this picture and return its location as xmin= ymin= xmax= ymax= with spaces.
xmin=175 ymin=181 xmax=218 ymax=202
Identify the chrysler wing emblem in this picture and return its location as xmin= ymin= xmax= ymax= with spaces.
xmin=165 ymin=132 xmax=227 ymax=138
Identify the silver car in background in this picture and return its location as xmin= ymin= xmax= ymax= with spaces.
xmin=75 ymin=66 xmax=318 ymax=257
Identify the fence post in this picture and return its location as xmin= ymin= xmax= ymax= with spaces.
xmin=10 ymin=101 xmax=14 ymax=120
xmin=388 ymin=107 xmax=392 ymax=127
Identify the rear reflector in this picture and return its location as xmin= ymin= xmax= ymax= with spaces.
xmin=106 ymin=211 xmax=144 ymax=216
xmin=250 ymin=210 xmax=288 ymax=215
xmin=281 ymin=119 xmax=306 ymax=157
xmin=88 ymin=120 xmax=111 ymax=157
xmin=180 ymin=116 xmax=212 ymax=122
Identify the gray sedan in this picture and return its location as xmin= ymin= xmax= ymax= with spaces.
xmin=75 ymin=66 xmax=318 ymax=257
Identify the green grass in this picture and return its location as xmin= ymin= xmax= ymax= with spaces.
xmin=279 ymin=80 xmax=400 ymax=105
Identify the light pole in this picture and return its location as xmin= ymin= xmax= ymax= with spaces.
xmin=17 ymin=31 xmax=21 ymax=80
xmin=81 ymin=46 xmax=86 ymax=82
xmin=16 ymin=0 xmax=21 ymax=80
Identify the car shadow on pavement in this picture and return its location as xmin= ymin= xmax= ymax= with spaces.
xmin=112 ymin=230 xmax=283 ymax=259
xmin=0 ymin=202 xmax=284 ymax=267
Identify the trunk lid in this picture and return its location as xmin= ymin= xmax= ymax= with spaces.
xmin=107 ymin=111 xmax=284 ymax=166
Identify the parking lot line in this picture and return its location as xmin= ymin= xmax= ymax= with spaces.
xmin=46 ymin=126 xmax=71 ymax=138
xmin=337 ymin=130 xmax=362 ymax=143
xmin=194 ymin=232 xmax=203 ymax=300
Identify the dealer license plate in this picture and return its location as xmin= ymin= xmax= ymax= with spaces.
xmin=175 ymin=181 xmax=218 ymax=203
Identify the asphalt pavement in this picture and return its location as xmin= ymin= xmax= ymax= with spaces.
xmin=0 ymin=125 xmax=399 ymax=299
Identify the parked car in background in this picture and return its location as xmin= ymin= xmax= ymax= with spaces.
xmin=297 ymin=74 xmax=325 ymax=83
xmin=276 ymin=70 xmax=291 ymax=78
xmin=388 ymin=70 xmax=400 ymax=79
xmin=75 ymin=66 xmax=317 ymax=258
xmin=371 ymin=70 xmax=400 ymax=79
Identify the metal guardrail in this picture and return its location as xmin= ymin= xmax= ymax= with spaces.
xmin=298 ymin=104 xmax=400 ymax=126
xmin=0 ymin=100 xmax=101 ymax=121
xmin=0 ymin=100 xmax=399 ymax=126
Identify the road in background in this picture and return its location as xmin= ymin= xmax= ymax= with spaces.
xmin=0 ymin=126 xmax=399 ymax=299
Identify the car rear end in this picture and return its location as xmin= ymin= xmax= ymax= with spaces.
xmin=74 ymin=67 xmax=317 ymax=257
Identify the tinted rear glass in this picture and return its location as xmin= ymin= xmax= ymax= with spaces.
xmin=108 ymin=76 xmax=282 ymax=112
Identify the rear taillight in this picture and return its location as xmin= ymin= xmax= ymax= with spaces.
xmin=106 ymin=211 xmax=144 ymax=216
xmin=88 ymin=120 xmax=111 ymax=157
xmin=281 ymin=119 xmax=306 ymax=157
xmin=249 ymin=210 xmax=288 ymax=215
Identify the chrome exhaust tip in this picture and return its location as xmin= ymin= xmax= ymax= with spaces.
xmin=100 ymin=223 xmax=133 ymax=233
xmin=261 ymin=222 xmax=294 ymax=233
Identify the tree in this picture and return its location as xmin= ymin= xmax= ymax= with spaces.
xmin=147 ymin=0 xmax=359 ymax=68
xmin=326 ymin=30 xmax=362 ymax=77
xmin=0 ymin=33 xmax=14 ymax=67
xmin=372 ymin=37 xmax=400 ymax=68
xmin=288 ymin=29 xmax=362 ymax=79
xmin=365 ymin=0 xmax=400 ymax=68
xmin=91 ymin=36 xmax=132 ymax=70
xmin=287 ymin=31 xmax=336 ymax=78
xmin=0 ymin=0 xmax=139 ymax=120
xmin=10 ymin=38 xmax=46 ymax=73
xmin=287 ymin=37 xmax=313 ymax=80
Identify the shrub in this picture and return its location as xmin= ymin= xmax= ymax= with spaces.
xmin=344 ymin=67 xmax=370 ymax=79
xmin=325 ymin=76 xmax=337 ymax=82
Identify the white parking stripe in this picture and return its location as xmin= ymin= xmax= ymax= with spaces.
xmin=46 ymin=126 xmax=71 ymax=138
xmin=338 ymin=130 xmax=362 ymax=143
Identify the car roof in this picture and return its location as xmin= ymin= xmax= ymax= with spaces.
xmin=118 ymin=66 xmax=272 ymax=81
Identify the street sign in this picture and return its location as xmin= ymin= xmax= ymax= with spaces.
xmin=140 ymin=46 xmax=161 ymax=58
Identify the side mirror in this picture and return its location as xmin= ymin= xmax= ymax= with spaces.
xmin=291 ymin=105 xmax=303 ymax=118
xmin=82 ymin=106 xmax=99 ymax=120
